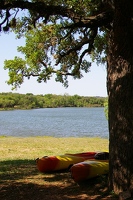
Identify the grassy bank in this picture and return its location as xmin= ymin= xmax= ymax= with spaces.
xmin=0 ymin=136 xmax=109 ymax=160
xmin=0 ymin=136 xmax=116 ymax=200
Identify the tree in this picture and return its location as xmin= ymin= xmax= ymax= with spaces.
xmin=104 ymin=97 xmax=108 ymax=120
xmin=0 ymin=0 xmax=133 ymax=196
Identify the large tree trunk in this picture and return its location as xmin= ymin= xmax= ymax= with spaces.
xmin=107 ymin=0 xmax=133 ymax=195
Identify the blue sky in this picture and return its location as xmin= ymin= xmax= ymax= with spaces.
xmin=0 ymin=32 xmax=107 ymax=97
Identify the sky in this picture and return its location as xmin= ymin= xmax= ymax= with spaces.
xmin=0 ymin=32 xmax=107 ymax=97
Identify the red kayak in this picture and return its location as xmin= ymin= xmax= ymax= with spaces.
xmin=36 ymin=152 xmax=97 ymax=172
xmin=70 ymin=159 xmax=109 ymax=182
xmin=65 ymin=152 xmax=97 ymax=158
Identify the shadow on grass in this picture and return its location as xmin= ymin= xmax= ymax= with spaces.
xmin=0 ymin=159 xmax=37 ymax=181
xmin=0 ymin=159 xmax=118 ymax=200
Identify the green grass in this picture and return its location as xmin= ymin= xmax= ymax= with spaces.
xmin=0 ymin=136 xmax=109 ymax=161
xmin=0 ymin=136 xmax=109 ymax=184
xmin=0 ymin=137 xmax=114 ymax=200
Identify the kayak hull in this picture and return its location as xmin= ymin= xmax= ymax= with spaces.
xmin=36 ymin=152 xmax=97 ymax=172
xmin=70 ymin=160 xmax=109 ymax=182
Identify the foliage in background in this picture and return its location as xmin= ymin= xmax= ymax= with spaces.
xmin=0 ymin=92 xmax=106 ymax=110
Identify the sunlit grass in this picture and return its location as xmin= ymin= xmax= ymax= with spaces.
xmin=0 ymin=136 xmax=108 ymax=161
xmin=0 ymin=136 xmax=112 ymax=199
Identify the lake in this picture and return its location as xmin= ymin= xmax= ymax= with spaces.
xmin=0 ymin=107 xmax=109 ymax=138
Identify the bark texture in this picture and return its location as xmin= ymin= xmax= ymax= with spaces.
xmin=107 ymin=0 xmax=133 ymax=195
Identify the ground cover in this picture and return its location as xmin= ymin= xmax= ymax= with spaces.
xmin=0 ymin=136 xmax=118 ymax=199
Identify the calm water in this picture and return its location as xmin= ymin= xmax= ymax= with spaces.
xmin=0 ymin=107 xmax=109 ymax=138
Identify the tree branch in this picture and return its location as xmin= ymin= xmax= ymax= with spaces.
xmin=0 ymin=1 xmax=113 ymax=28
xmin=56 ymin=27 xmax=97 ymax=66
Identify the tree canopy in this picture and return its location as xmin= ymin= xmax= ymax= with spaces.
xmin=0 ymin=0 xmax=111 ymax=89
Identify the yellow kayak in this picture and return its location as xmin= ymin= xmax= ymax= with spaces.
xmin=36 ymin=152 xmax=97 ymax=172
xmin=70 ymin=160 xmax=109 ymax=182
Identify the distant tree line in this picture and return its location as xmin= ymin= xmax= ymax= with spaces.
xmin=0 ymin=92 xmax=106 ymax=110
